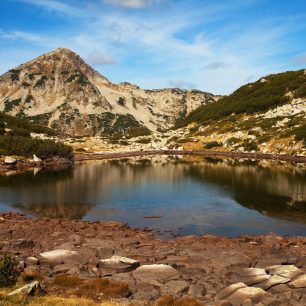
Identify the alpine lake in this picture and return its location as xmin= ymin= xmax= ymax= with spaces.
xmin=1 ymin=156 xmax=306 ymax=239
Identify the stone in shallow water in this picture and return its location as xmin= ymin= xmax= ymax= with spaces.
xmin=214 ymin=282 xmax=247 ymax=301
xmin=289 ymin=274 xmax=306 ymax=288
xmin=227 ymin=287 xmax=268 ymax=306
xmin=265 ymin=265 xmax=304 ymax=279
xmin=133 ymin=264 xmax=179 ymax=282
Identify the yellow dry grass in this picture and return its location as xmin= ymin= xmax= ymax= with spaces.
xmin=0 ymin=284 xmax=121 ymax=306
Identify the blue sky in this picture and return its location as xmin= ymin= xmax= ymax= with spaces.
xmin=0 ymin=0 xmax=306 ymax=94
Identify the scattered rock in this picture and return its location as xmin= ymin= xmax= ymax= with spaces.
xmin=133 ymin=264 xmax=179 ymax=282
xmin=161 ymin=280 xmax=189 ymax=295
xmin=33 ymin=154 xmax=42 ymax=162
xmin=4 ymin=156 xmax=16 ymax=164
xmin=266 ymin=265 xmax=304 ymax=279
xmin=7 ymin=281 xmax=40 ymax=296
xmin=289 ymin=274 xmax=306 ymax=288
xmin=26 ymin=256 xmax=39 ymax=266
xmin=99 ymin=255 xmax=139 ymax=274
xmin=39 ymin=249 xmax=78 ymax=263
xmin=215 ymin=282 xmax=247 ymax=301
xmin=255 ymin=275 xmax=290 ymax=290
xmin=227 ymin=287 xmax=268 ymax=306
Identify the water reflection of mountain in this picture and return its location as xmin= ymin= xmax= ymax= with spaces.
xmin=186 ymin=160 xmax=306 ymax=223
xmin=0 ymin=157 xmax=306 ymax=226
xmin=14 ymin=202 xmax=93 ymax=220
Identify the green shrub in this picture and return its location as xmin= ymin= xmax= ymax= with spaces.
xmin=293 ymin=124 xmax=306 ymax=145
xmin=182 ymin=70 xmax=306 ymax=126
xmin=205 ymin=141 xmax=223 ymax=149
xmin=0 ymin=112 xmax=57 ymax=136
xmin=242 ymin=140 xmax=259 ymax=151
xmin=0 ymin=136 xmax=73 ymax=159
xmin=117 ymin=97 xmax=126 ymax=106
xmin=33 ymin=75 xmax=47 ymax=88
xmin=177 ymin=137 xmax=193 ymax=143
xmin=11 ymin=127 xmax=30 ymax=137
xmin=135 ymin=138 xmax=151 ymax=144
xmin=0 ymin=255 xmax=18 ymax=287
xmin=4 ymin=99 xmax=22 ymax=113
xmin=227 ymin=137 xmax=240 ymax=145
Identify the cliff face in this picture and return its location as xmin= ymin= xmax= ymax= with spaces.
xmin=0 ymin=48 xmax=217 ymax=136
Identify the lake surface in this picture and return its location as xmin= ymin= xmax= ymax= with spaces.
xmin=1 ymin=156 xmax=306 ymax=238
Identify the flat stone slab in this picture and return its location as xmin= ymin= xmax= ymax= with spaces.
xmin=237 ymin=268 xmax=267 ymax=277
xmin=255 ymin=274 xmax=290 ymax=290
xmin=265 ymin=265 xmax=304 ymax=279
xmin=161 ymin=280 xmax=189 ymax=295
xmin=7 ymin=281 xmax=40 ymax=296
xmin=240 ymin=274 xmax=271 ymax=286
xmin=133 ymin=264 xmax=179 ymax=282
xmin=99 ymin=255 xmax=139 ymax=274
xmin=227 ymin=287 xmax=268 ymax=306
xmin=39 ymin=249 xmax=78 ymax=262
xmin=289 ymin=274 xmax=306 ymax=288
xmin=215 ymin=282 xmax=247 ymax=301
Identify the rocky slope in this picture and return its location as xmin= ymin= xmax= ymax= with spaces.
xmin=171 ymin=70 xmax=306 ymax=156
xmin=0 ymin=48 xmax=217 ymax=136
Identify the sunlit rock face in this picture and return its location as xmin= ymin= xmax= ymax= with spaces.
xmin=0 ymin=48 xmax=217 ymax=136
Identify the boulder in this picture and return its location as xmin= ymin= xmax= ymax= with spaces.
xmin=98 ymin=255 xmax=139 ymax=274
xmin=133 ymin=264 xmax=179 ymax=282
xmin=227 ymin=287 xmax=268 ymax=306
xmin=4 ymin=156 xmax=16 ymax=164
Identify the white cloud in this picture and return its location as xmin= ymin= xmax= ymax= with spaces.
xmin=3 ymin=1 xmax=306 ymax=94
xmin=17 ymin=0 xmax=83 ymax=16
xmin=102 ymin=0 xmax=162 ymax=9
xmin=86 ymin=50 xmax=116 ymax=66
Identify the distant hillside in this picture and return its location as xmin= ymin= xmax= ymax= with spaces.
xmin=0 ymin=48 xmax=217 ymax=137
xmin=170 ymin=70 xmax=306 ymax=155
xmin=182 ymin=70 xmax=306 ymax=125
xmin=0 ymin=112 xmax=72 ymax=159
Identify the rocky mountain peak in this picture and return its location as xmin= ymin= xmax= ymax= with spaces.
xmin=0 ymin=48 xmax=217 ymax=136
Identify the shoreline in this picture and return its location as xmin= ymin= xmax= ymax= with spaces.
xmin=0 ymin=156 xmax=73 ymax=174
xmin=0 ymin=212 xmax=305 ymax=305
xmin=74 ymin=150 xmax=306 ymax=163
xmin=1 ymin=150 xmax=306 ymax=174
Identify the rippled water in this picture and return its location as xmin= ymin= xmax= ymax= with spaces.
xmin=0 ymin=156 xmax=306 ymax=238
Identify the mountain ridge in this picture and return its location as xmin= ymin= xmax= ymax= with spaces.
xmin=0 ymin=48 xmax=217 ymax=136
